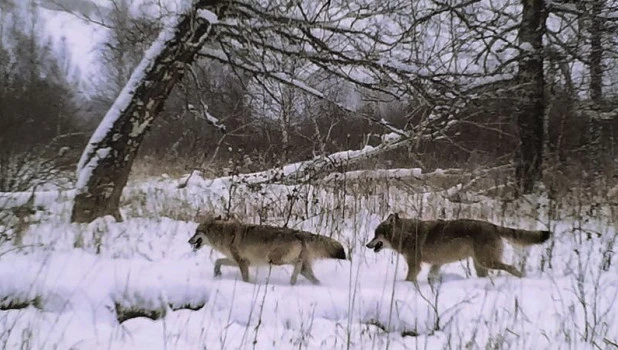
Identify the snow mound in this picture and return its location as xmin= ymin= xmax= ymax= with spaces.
xmin=0 ymin=271 xmax=41 ymax=310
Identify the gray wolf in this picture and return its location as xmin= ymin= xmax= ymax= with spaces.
xmin=366 ymin=213 xmax=551 ymax=282
xmin=188 ymin=218 xmax=347 ymax=285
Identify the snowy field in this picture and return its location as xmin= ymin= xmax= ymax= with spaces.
xmin=1 ymin=172 xmax=617 ymax=349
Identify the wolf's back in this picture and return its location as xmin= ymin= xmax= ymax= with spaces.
xmin=304 ymin=234 xmax=347 ymax=260
xmin=497 ymin=225 xmax=551 ymax=246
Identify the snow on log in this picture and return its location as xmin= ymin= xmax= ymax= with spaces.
xmin=321 ymin=168 xmax=423 ymax=183
xmin=179 ymin=132 xmax=412 ymax=188
xmin=71 ymin=0 xmax=222 ymax=223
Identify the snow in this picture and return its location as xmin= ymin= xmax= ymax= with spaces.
xmin=204 ymin=110 xmax=225 ymax=131
xmin=520 ymin=42 xmax=534 ymax=53
xmin=271 ymin=72 xmax=326 ymax=99
xmin=193 ymin=100 xmax=226 ymax=132
xmin=381 ymin=132 xmax=401 ymax=143
xmin=197 ymin=9 xmax=218 ymax=24
xmin=378 ymin=58 xmax=422 ymax=75
xmin=75 ymin=147 xmax=111 ymax=191
xmin=2 ymin=170 xmax=618 ymax=348
xmin=321 ymin=168 xmax=423 ymax=183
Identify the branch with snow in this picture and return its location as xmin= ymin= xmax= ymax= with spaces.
xmin=319 ymin=167 xmax=467 ymax=184
xmin=185 ymin=64 xmax=226 ymax=133
xmin=547 ymin=1 xmax=618 ymax=21
xmin=180 ymin=131 xmax=411 ymax=187
xmin=579 ymin=106 xmax=618 ymax=122
xmin=187 ymin=101 xmax=226 ymax=133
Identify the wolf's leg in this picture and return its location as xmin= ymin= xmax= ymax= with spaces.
xmin=473 ymin=260 xmax=489 ymax=277
xmin=428 ymin=264 xmax=442 ymax=283
xmin=473 ymin=241 xmax=522 ymax=278
xmin=290 ymin=259 xmax=303 ymax=285
xmin=482 ymin=261 xmax=523 ymax=278
xmin=237 ymin=259 xmax=251 ymax=282
xmin=428 ymin=264 xmax=441 ymax=276
xmin=230 ymin=247 xmax=251 ymax=282
xmin=300 ymin=262 xmax=321 ymax=285
xmin=405 ymin=257 xmax=422 ymax=283
xmin=214 ymin=258 xmax=238 ymax=277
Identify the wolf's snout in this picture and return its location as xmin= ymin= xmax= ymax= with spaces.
xmin=366 ymin=240 xmax=383 ymax=253
xmin=373 ymin=241 xmax=383 ymax=252
xmin=189 ymin=237 xmax=203 ymax=251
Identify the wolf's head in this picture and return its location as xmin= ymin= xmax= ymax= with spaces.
xmin=188 ymin=222 xmax=212 ymax=251
xmin=366 ymin=213 xmax=402 ymax=253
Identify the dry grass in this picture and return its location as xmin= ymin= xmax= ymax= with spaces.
xmin=130 ymin=156 xmax=224 ymax=180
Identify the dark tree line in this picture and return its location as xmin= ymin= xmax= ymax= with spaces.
xmin=0 ymin=4 xmax=81 ymax=191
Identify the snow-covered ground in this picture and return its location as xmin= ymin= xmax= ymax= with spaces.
xmin=1 ymin=173 xmax=617 ymax=349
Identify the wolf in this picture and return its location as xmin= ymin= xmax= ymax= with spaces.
xmin=188 ymin=218 xmax=347 ymax=285
xmin=365 ymin=213 xmax=551 ymax=282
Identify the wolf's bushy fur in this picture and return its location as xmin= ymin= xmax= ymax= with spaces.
xmin=189 ymin=217 xmax=346 ymax=285
xmin=366 ymin=213 xmax=551 ymax=282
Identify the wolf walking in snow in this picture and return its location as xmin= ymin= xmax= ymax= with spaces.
xmin=188 ymin=217 xmax=347 ymax=285
xmin=365 ymin=213 xmax=551 ymax=283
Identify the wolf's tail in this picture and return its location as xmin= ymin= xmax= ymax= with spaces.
xmin=498 ymin=226 xmax=551 ymax=246
xmin=305 ymin=235 xmax=347 ymax=260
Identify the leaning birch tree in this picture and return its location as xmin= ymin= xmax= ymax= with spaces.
xmin=71 ymin=0 xmax=223 ymax=223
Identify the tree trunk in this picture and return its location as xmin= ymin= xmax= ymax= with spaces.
xmin=515 ymin=0 xmax=547 ymax=194
xmin=588 ymin=0 xmax=605 ymax=175
xmin=589 ymin=0 xmax=604 ymax=104
xmin=71 ymin=0 xmax=222 ymax=223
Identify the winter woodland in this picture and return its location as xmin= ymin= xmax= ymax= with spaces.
xmin=1 ymin=0 xmax=618 ymax=348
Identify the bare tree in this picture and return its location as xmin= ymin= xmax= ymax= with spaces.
xmin=588 ymin=0 xmax=608 ymax=175
xmin=546 ymin=0 xmax=618 ymax=174
xmin=95 ymin=0 xmax=162 ymax=101
xmin=514 ymin=0 xmax=548 ymax=193
xmin=0 ymin=1 xmax=80 ymax=192
xmin=578 ymin=0 xmax=618 ymax=175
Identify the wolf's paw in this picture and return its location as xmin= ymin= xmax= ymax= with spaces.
xmin=213 ymin=267 xmax=222 ymax=278
xmin=403 ymin=278 xmax=421 ymax=290
xmin=427 ymin=274 xmax=442 ymax=285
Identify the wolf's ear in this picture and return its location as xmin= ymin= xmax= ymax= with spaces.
xmin=386 ymin=213 xmax=400 ymax=224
